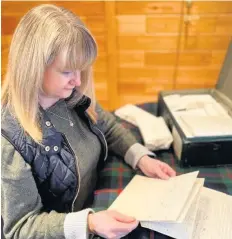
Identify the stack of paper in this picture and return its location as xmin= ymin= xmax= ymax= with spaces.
xmin=114 ymin=104 xmax=173 ymax=150
xmin=164 ymin=94 xmax=232 ymax=138
xmin=179 ymin=115 xmax=232 ymax=136
xmin=108 ymin=172 xmax=232 ymax=239
xmin=164 ymin=94 xmax=229 ymax=115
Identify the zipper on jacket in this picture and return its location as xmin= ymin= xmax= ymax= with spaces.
xmin=62 ymin=133 xmax=81 ymax=212
xmin=83 ymin=111 xmax=108 ymax=162
xmin=93 ymin=126 xmax=108 ymax=162
xmin=62 ymin=123 xmax=108 ymax=211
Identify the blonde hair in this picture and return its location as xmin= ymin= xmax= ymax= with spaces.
xmin=2 ymin=4 xmax=98 ymax=143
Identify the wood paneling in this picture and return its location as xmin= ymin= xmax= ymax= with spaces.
xmin=147 ymin=15 xmax=180 ymax=33
xmin=145 ymin=52 xmax=176 ymax=66
xmin=115 ymin=1 xmax=182 ymax=107
xmin=2 ymin=1 xmax=232 ymax=110
xmin=105 ymin=1 xmax=117 ymax=110
xmin=2 ymin=1 xmax=50 ymax=16
xmin=119 ymin=95 xmax=160 ymax=106
xmin=175 ymin=1 xmax=232 ymax=91
xmin=118 ymin=36 xmax=178 ymax=50
xmin=119 ymin=51 xmax=144 ymax=67
xmin=211 ymin=51 xmax=228 ymax=65
xmin=85 ymin=17 xmax=105 ymax=36
xmin=116 ymin=2 xmax=182 ymax=15
xmin=117 ymin=16 xmax=146 ymax=35
xmin=176 ymin=67 xmax=221 ymax=89
xmin=180 ymin=35 xmax=231 ymax=50
xmin=181 ymin=15 xmax=232 ymax=35
xmin=119 ymin=78 xmax=173 ymax=95
xmin=119 ymin=67 xmax=174 ymax=80
xmin=1 ymin=1 xmax=108 ymax=109
xmin=216 ymin=15 xmax=232 ymax=34
xmin=183 ymin=1 xmax=232 ymax=14
xmin=49 ymin=1 xmax=105 ymax=16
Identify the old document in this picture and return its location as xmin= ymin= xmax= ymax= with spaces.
xmin=141 ymin=179 xmax=204 ymax=239
xmin=192 ymin=187 xmax=232 ymax=239
xmin=108 ymin=171 xmax=199 ymax=221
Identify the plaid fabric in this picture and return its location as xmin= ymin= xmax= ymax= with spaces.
xmin=91 ymin=103 xmax=232 ymax=239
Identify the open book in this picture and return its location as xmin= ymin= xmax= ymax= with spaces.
xmin=108 ymin=172 xmax=232 ymax=239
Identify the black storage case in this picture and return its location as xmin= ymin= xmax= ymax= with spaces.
xmin=158 ymin=41 xmax=232 ymax=167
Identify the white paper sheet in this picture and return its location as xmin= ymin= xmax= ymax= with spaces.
xmin=114 ymin=104 xmax=173 ymax=150
xmin=141 ymin=179 xmax=204 ymax=239
xmin=177 ymin=178 xmax=205 ymax=222
xmin=135 ymin=116 xmax=173 ymax=150
xmin=164 ymin=93 xmax=232 ymax=138
xmin=192 ymin=187 xmax=232 ymax=239
xmin=141 ymin=186 xmax=232 ymax=239
xmin=164 ymin=94 xmax=216 ymax=112
xmin=180 ymin=115 xmax=232 ymax=136
xmin=108 ymin=171 xmax=199 ymax=221
xmin=108 ymin=169 xmax=232 ymax=239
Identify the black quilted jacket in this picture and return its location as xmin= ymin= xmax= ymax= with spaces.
xmin=1 ymin=96 xmax=107 ymax=213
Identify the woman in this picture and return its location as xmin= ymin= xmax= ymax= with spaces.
xmin=1 ymin=4 xmax=176 ymax=239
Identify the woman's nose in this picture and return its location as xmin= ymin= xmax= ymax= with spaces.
xmin=70 ymin=72 xmax=81 ymax=87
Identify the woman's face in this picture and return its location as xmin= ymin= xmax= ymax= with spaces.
xmin=42 ymin=51 xmax=81 ymax=99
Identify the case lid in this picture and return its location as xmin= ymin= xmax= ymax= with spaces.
xmin=216 ymin=40 xmax=232 ymax=101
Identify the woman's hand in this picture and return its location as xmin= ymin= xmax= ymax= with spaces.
xmin=137 ymin=155 xmax=176 ymax=180
xmin=88 ymin=210 xmax=139 ymax=239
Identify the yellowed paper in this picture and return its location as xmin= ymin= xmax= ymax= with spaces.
xmin=177 ymin=178 xmax=205 ymax=222
xmin=192 ymin=187 xmax=232 ymax=239
xmin=108 ymin=171 xmax=199 ymax=221
xmin=141 ymin=179 xmax=204 ymax=239
xmin=114 ymin=104 xmax=173 ymax=150
xmin=180 ymin=115 xmax=232 ymax=136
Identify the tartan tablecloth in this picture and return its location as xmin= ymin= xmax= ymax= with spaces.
xmin=91 ymin=103 xmax=232 ymax=239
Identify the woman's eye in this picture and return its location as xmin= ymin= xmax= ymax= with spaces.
xmin=62 ymin=71 xmax=72 ymax=75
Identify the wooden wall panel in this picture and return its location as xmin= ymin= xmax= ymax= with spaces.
xmin=184 ymin=1 xmax=232 ymax=14
xmin=175 ymin=68 xmax=221 ymax=89
xmin=175 ymin=1 xmax=232 ymax=91
xmin=116 ymin=1 xmax=182 ymax=107
xmin=180 ymin=36 xmax=231 ymax=50
xmin=146 ymin=15 xmax=180 ymax=33
xmin=104 ymin=1 xmax=118 ymax=110
xmin=2 ymin=1 xmax=232 ymax=110
xmin=1 ymin=1 xmax=108 ymax=109
xmin=118 ymin=36 xmax=178 ymax=50
xmin=215 ymin=15 xmax=232 ymax=34
xmin=119 ymin=51 xmax=144 ymax=67
xmin=2 ymin=1 xmax=49 ymax=16
xmin=53 ymin=1 xmax=105 ymax=16
xmin=116 ymin=2 xmax=182 ymax=15
xmin=145 ymin=52 xmax=176 ymax=66
xmin=119 ymin=68 xmax=174 ymax=80
xmin=117 ymin=16 xmax=146 ymax=35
